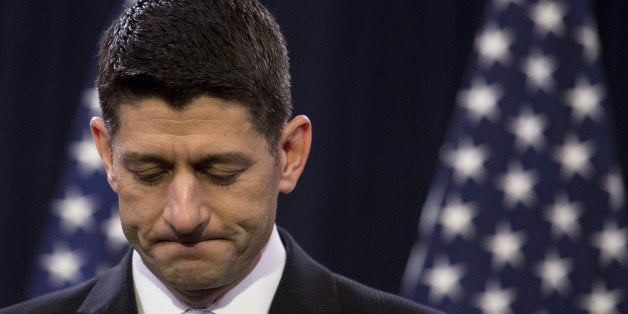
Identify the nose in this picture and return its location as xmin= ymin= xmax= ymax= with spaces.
xmin=163 ymin=170 xmax=209 ymax=236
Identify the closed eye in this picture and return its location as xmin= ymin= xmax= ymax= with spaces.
xmin=199 ymin=167 xmax=244 ymax=186
xmin=130 ymin=167 xmax=170 ymax=185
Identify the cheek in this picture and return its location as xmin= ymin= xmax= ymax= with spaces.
xmin=225 ymin=174 xmax=279 ymax=227
xmin=117 ymin=182 xmax=165 ymax=234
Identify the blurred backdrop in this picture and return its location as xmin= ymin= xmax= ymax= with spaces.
xmin=1 ymin=0 xmax=626 ymax=308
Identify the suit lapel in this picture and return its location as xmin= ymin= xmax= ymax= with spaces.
xmin=77 ymin=250 xmax=138 ymax=313
xmin=270 ymin=229 xmax=342 ymax=313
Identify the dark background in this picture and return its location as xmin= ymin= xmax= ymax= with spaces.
xmin=1 ymin=0 xmax=626 ymax=307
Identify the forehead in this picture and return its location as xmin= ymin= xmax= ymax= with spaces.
xmin=113 ymin=96 xmax=266 ymax=155
xmin=119 ymin=96 xmax=248 ymax=129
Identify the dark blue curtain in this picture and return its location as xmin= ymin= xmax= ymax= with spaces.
xmin=1 ymin=0 xmax=626 ymax=307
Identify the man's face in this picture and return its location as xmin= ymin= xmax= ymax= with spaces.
xmin=96 ymin=96 xmax=283 ymax=296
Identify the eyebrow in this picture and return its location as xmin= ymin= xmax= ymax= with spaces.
xmin=194 ymin=152 xmax=255 ymax=167
xmin=120 ymin=151 xmax=255 ymax=168
xmin=121 ymin=152 xmax=167 ymax=167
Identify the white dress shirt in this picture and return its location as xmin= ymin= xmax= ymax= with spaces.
xmin=132 ymin=225 xmax=286 ymax=313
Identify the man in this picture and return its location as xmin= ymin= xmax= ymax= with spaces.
xmin=2 ymin=0 xmax=438 ymax=313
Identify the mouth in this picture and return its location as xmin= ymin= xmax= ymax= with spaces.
xmin=180 ymin=241 xmax=201 ymax=247
xmin=152 ymin=229 xmax=235 ymax=247
xmin=157 ymin=236 xmax=229 ymax=246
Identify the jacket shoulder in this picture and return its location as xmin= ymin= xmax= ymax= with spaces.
xmin=333 ymin=274 xmax=443 ymax=314
xmin=273 ymin=228 xmax=441 ymax=314
xmin=0 ymin=278 xmax=97 ymax=314
xmin=1 ymin=250 xmax=136 ymax=314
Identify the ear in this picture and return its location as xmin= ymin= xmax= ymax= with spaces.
xmin=278 ymin=115 xmax=312 ymax=193
xmin=90 ymin=117 xmax=119 ymax=192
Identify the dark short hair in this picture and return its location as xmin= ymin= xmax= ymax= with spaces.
xmin=97 ymin=0 xmax=291 ymax=155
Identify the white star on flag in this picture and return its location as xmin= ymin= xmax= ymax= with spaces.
xmin=535 ymin=249 xmax=573 ymax=297
xmin=543 ymin=193 xmax=583 ymax=240
xmin=529 ymin=0 xmax=567 ymax=37
xmin=53 ymin=189 xmax=97 ymax=234
xmin=553 ymin=133 xmax=595 ymax=180
xmin=443 ymin=137 xmax=490 ymax=184
xmin=473 ymin=279 xmax=517 ymax=314
xmin=102 ymin=207 xmax=128 ymax=252
xmin=439 ymin=195 xmax=478 ymax=242
xmin=482 ymin=222 xmax=527 ymax=271
xmin=578 ymin=281 xmax=623 ymax=314
xmin=496 ymin=162 xmax=538 ymax=209
xmin=591 ymin=220 xmax=628 ymax=267
xmin=564 ymin=76 xmax=604 ymax=124
xmin=70 ymin=133 xmax=104 ymax=175
xmin=603 ymin=171 xmax=626 ymax=211
xmin=39 ymin=242 xmax=85 ymax=287
xmin=508 ymin=106 xmax=547 ymax=152
xmin=575 ymin=21 xmax=600 ymax=63
xmin=422 ymin=255 xmax=465 ymax=303
xmin=475 ymin=23 xmax=514 ymax=68
xmin=81 ymin=87 xmax=101 ymax=116
xmin=458 ymin=78 xmax=503 ymax=124
xmin=521 ymin=50 xmax=557 ymax=92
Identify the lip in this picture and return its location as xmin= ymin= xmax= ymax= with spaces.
xmin=156 ymin=237 xmax=228 ymax=246
xmin=153 ymin=240 xmax=217 ymax=254
xmin=180 ymin=241 xmax=201 ymax=247
xmin=151 ymin=230 xmax=235 ymax=246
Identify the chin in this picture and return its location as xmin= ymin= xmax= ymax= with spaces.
xmin=162 ymin=261 xmax=231 ymax=291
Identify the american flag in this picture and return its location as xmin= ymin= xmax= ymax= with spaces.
xmin=401 ymin=0 xmax=628 ymax=313
xmin=27 ymin=82 xmax=128 ymax=298
xmin=27 ymin=1 xmax=136 ymax=298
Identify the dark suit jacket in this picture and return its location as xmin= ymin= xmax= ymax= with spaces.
xmin=1 ymin=229 xmax=440 ymax=313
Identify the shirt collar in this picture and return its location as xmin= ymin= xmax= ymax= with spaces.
xmin=132 ymin=225 xmax=286 ymax=314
